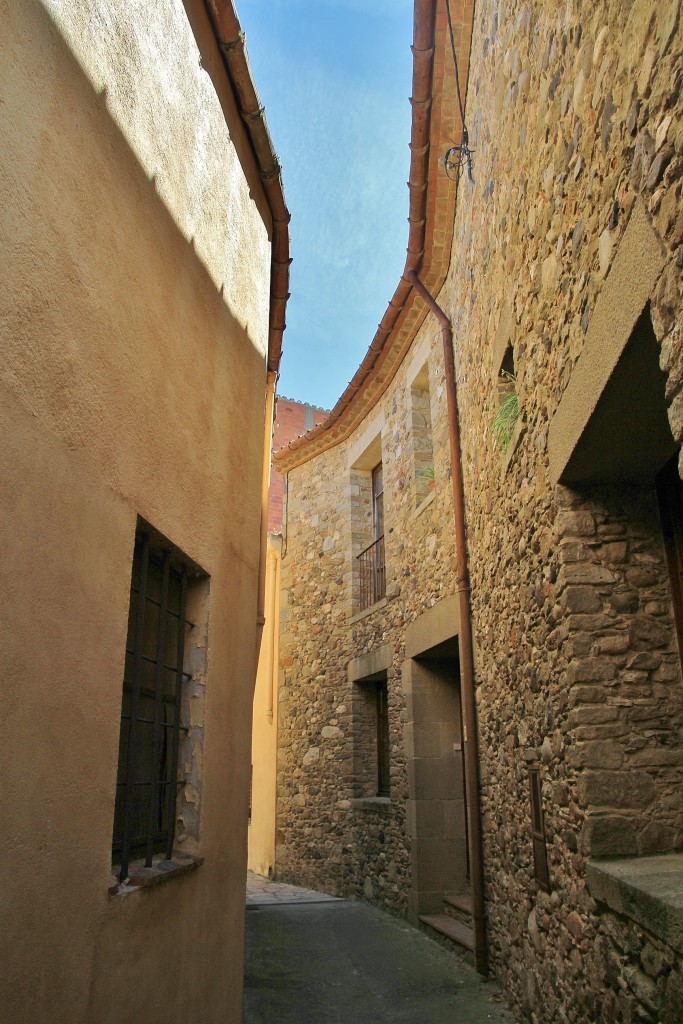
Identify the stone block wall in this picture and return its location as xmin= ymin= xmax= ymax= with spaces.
xmin=592 ymin=905 xmax=683 ymax=1024
xmin=437 ymin=0 xmax=683 ymax=1019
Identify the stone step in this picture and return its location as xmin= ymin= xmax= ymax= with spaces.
xmin=443 ymin=892 xmax=473 ymax=925
xmin=419 ymin=913 xmax=475 ymax=952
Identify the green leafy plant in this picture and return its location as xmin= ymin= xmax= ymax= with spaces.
xmin=422 ymin=465 xmax=436 ymax=481
xmin=493 ymin=371 xmax=519 ymax=450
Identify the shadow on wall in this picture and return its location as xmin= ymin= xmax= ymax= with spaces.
xmin=36 ymin=0 xmax=271 ymax=310
xmin=3 ymin=0 xmax=267 ymax=532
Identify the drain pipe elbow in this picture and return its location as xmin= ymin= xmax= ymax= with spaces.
xmin=406 ymin=269 xmax=488 ymax=978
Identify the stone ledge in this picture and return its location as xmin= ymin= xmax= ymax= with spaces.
xmin=501 ymin=417 xmax=525 ymax=476
xmin=587 ymin=852 xmax=683 ymax=954
xmin=350 ymin=797 xmax=392 ymax=813
xmin=411 ymin=490 xmax=436 ymax=520
xmin=109 ymin=854 xmax=203 ymax=896
xmin=349 ymin=597 xmax=388 ymax=624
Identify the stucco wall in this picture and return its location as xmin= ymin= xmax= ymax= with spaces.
xmin=0 ymin=1 xmax=271 ymax=1022
xmin=249 ymin=536 xmax=281 ymax=877
xmin=39 ymin=0 xmax=271 ymax=339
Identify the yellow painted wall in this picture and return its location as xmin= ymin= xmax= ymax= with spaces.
xmin=0 ymin=1 xmax=271 ymax=1021
xmin=248 ymin=536 xmax=281 ymax=877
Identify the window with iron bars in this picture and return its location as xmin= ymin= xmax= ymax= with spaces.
xmin=357 ymin=462 xmax=386 ymax=611
xmin=112 ymin=526 xmax=205 ymax=881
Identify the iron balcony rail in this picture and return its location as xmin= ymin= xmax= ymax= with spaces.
xmin=357 ymin=535 xmax=386 ymax=611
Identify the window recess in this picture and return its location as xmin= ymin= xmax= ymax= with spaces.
xmin=357 ymin=462 xmax=386 ymax=611
xmin=529 ymin=767 xmax=550 ymax=892
xmin=112 ymin=525 xmax=207 ymax=882
xmin=409 ymin=363 xmax=435 ymax=506
xmin=351 ymin=670 xmax=391 ymax=800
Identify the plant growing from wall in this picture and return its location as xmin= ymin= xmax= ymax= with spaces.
xmin=419 ymin=465 xmax=436 ymax=491
xmin=493 ymin=370 xmax=519 ymax=450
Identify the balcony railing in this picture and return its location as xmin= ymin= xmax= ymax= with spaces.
xmin=357 ymin=535 xmax=386 ymax=611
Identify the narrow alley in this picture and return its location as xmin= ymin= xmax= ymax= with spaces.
xmin=244 ymin=874 xmax=515 ymax=1024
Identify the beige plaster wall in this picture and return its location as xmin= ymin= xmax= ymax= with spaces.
xmin=0 ymin=1 xmax=271 ymax=1021
xmin=248 ymin=536 xmax=281 ymax=878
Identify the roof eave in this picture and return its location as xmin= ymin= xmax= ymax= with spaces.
xmin=273 ymin=0 xmax=474 ymax=472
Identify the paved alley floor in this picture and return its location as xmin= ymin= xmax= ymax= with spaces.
xmin=244 ymin=874 xmax=516 ymax=1024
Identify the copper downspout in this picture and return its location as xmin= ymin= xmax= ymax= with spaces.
xmin=405 ymin=269 xmax=487 ymax=978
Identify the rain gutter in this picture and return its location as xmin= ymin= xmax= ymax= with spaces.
xmin=405 ymin=269 xmax=487 ymax=978
xmin=205 ymin=0 xmax=290 ymax=375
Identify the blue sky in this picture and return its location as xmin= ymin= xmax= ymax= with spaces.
xmin=238 ymin=0 xmax=414 ymax=410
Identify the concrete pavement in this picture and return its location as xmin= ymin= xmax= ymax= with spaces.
xmin=244 ymin=874 xmax=516 ymax=1023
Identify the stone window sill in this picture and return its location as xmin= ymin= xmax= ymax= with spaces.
xmin=586 ymin=852 xmax=683 ymax=954
xmin=501 ymin=418 xmax=525 ymax=476
xmin=412 ymin=490 xmax=436 ymax=520
xmin=109 ymin=853 xmax=203 ymax=897
xmin=350 ymin=797 xmax=392 ymax=812
xmin=350 ymin=597 xmax=388 ymax=624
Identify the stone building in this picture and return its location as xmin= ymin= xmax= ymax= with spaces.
xmin=0 ymin=2 xmax=287 ymax=1022
xmin=273 ymin=0 xmax=683 ymax=1022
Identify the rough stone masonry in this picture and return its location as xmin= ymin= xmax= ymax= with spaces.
xmin=274 ymin=1 xmax=683 ymax=1022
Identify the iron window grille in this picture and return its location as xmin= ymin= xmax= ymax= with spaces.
xmin=357 ymin=463 xmax=386 ymax=611
xmin=529 ymin=767 xmax=550 ymax=892
xmin=112 ymin=528 xmax=198 ymax=881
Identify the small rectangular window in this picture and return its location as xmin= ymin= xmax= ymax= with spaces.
xmin=352 ymin=672 xmax=391 ymax=799
xmin=493 ymin=344 xmax=519 ymax=451
xmin=410 ymin=363 xmax=435 ymax=506
xmin=112 ymin=526 xmax=206 ymax=881
xmin=529 ymin=768 xmax=550 ymax=891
